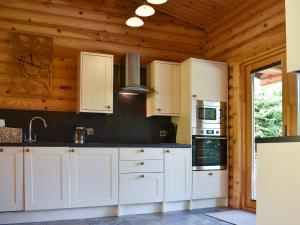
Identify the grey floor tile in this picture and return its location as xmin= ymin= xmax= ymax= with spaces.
xmin=7 ymin=208 xmax=234 ymax=225
xmin=46 ymin=219 xmax=88 ymax=225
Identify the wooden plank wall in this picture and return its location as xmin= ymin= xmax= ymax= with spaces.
xmin=205 ymin=0 xmax=286 ymax=209
xmin=0 ymin=0 xmax=204 ymax=112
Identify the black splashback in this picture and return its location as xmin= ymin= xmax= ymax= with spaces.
xmin=0 ymin=93 xmax=171 ymax=144
xmin=0 ymin=66 xmax=173 ymax=144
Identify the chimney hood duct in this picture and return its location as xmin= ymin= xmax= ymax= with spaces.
xmin=118 ymin=53 xmax=155 ymax=94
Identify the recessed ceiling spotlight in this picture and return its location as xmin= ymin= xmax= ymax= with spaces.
xmin=135 ymin=4 xmax=155 ymax=17
xmin=147 ymin=0 xmax=168 ymax=5
xmin=126 ymin=16 xmax=144 ymax=27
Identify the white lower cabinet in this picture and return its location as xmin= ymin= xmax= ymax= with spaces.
xmin=164 ymin=148 xmax=192 ymax=202
xmin=24 ymin=147 xmax=70 ymax=210
xmin=0 ymin=147 xmax=24 ymax=212
xmin=69 ymin=148 xmax=118 ymax=208
xmin=119 ymin=173 xmax=164 ymax=204
xmin=192 ymin=170 xmax=228 ymax=199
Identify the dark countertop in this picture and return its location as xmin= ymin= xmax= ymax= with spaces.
xmin=0 ymin=142 xmax=191 ymax=148
xmin=255 ymin=136 xmax=300 ymax=143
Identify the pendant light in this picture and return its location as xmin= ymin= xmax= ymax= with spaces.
xmin=147 ymin=0 xmax=168 ymax=4
xmin=126 ymin=16 xmax=144 ymax=27
xmin=135 ymin=4 xmax=155 ymax=17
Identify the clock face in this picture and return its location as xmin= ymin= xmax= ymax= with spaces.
xmin=11 ymin=33 xmax=53 ymax=97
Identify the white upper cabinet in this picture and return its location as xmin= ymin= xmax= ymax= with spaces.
xmin=190 ymin=59 xmax=228 ymax=102
xmin=77 ymin=52 xmax=114 ymax=113
xmin=0 ymin=147 xmax=24 ymax=212
xmin=147 ymin=61 xmax=181 ymax=117
xmin=24 ymin=147 xmax=70 ymax=210
xmin=164 ymin=148 xmax=192 ymax=202
xmin=69 ymin=148 xmax=118 ymax=208
xmin=285 ymin=0 xmax=300 ymax=73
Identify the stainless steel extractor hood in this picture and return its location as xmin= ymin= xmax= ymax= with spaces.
xmin=118 ymin=53 xmax=155 ymax=95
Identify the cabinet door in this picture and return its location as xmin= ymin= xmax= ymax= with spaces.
xmin=285 ymin=0 xmax=300 ymax=73
xmin=165 ymin=148 xmax=192 ymax=202
xmin=147 ymin=61 xmax=180 ymax=117
xmin=79 ymin=52 xmax=113 ymax=113
xmin=70 ymin=148 xmax=118 ymax=207
xmin=0 ymin=147 xmax=23 ymax=212
xmin=192 ymin=170 xmax=228 ymax=200
xmin=120 ymin=173 xmax=164 ymax=204
xmin=191 ymin=60 xmax=228 ymax=102
xmin=24 ymin=147 xmax=69 ymax=210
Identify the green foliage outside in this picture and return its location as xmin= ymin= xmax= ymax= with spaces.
xmin=254 ymin=88 xmax=282 ymax=138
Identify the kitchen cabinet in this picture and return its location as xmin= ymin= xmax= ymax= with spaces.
xmin=285 ymin=0 xmax=300 ymax=73
xmin=119 ymin=147 xmax=164 ymax=205
xmin=24 ymin=147 xmax=70 ymax=210
xmin=119 ymin=173 xmax=164 ymax=204
xmin=164 ymin=148 xmax=192 ymax=202
xmin=189 ymin=59 xmax=228 ymax=102
xmin=146 ymin=61 xmax=181 ymax=117
xmin=69 ymin=148 xmax=118 ymax=208
xmin=77 ymin=52 xmax=113 ymax=113
xmin=0 ymin=147 xmax=23 ymax=212
xmin=192 ymin=170 xmax=228 ymax=200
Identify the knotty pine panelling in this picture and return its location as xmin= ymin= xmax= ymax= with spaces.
xmin=205 ymin=0 xmax=286 ymax=209
xmin=0 ymin=0 xmax=204 ymax=112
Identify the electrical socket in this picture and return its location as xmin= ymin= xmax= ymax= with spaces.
xmin=160 ymin=130 xmax=168 ymax=137
xmin=86 ymin=128 xmax=94 ymax=136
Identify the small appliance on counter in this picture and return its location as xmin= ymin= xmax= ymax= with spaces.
xmin=74 ymin=126 xmax=87 ymax=144
xmin=191 ymin=100 xmax=228 ymax=171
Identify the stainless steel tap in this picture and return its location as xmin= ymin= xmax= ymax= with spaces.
xmin=24 ymin=117 xmax=47 ymax=143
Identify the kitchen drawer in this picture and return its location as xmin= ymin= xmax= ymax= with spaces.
xmin=120 ymin=148 xmax=164 ymax=160
xmin=120 ymin=160 xmax=163 ymax=173
xmin=192 ymin=170 xmax=228 ymax=200
xmin=119 ymin=173 xmax=164 ymax=204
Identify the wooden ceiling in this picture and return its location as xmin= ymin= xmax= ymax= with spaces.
xmin=102 ymin=0 xmax=249 ymax=30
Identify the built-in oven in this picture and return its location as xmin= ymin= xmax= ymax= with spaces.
xmin=192 ymin=136 xmax=227 ymax=171
xmin=192 ymin=100 xmax=227 ymax=136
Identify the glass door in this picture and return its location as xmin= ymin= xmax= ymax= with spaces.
xmin=243 ymin=53 xmax=286 ymax=210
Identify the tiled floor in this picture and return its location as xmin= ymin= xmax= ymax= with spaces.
xmin=7 ymin=208 xmax=232 ymax=225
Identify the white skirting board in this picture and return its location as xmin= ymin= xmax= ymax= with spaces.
xmin=0 ymin=198 xmax=227 ymax=224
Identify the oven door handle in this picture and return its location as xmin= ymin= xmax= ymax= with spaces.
xmin=194 ymin=136 xmax=227 ymax=140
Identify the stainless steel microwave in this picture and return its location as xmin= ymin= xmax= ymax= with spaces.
xmin=191 ymin=100 xmax=227 ymax=136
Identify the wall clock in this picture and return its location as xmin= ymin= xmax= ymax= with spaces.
xmin=11 ymin=33 xmax=53 ymax=97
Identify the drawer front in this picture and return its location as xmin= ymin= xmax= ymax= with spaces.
xmin=192 ymin=170 xmax=228 ymax=200
xmin=119 ymin=173 xmax=164 ymax=204
xmin=120 ymin=148 xmax=164 ymax=160
xmin=120 ymin=160 xmax=163 ymax=173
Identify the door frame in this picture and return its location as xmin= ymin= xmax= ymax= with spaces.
xmin=241 ymin=49 xmax=288 ymax=211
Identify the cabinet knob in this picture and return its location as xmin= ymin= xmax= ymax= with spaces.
xmin=107 ymin=106 xmax=111 ymax=109
xmin=139 ymin=175 xmax=145 ymax=179
xmin=140 ymin=149 xmax=144 ymax=153
xmin=26 ymin=149 xmax=30 ymax=153
xmin=70 ymin=149 xmax=75 ymax=153
xmin=157 ymin=108 xmax=161 ymax=112
xmin=0 ymin=148 xmax=3 ymax=152
xmin=140 ymin=162 xmax=145 ymax=166
xmin=192 ymin=94 xmax=197 ymax=98
xmin=165 ymin=149 xmax=170 ymax=153
xmin=208 ymin=172 xmax=213 ymax=176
